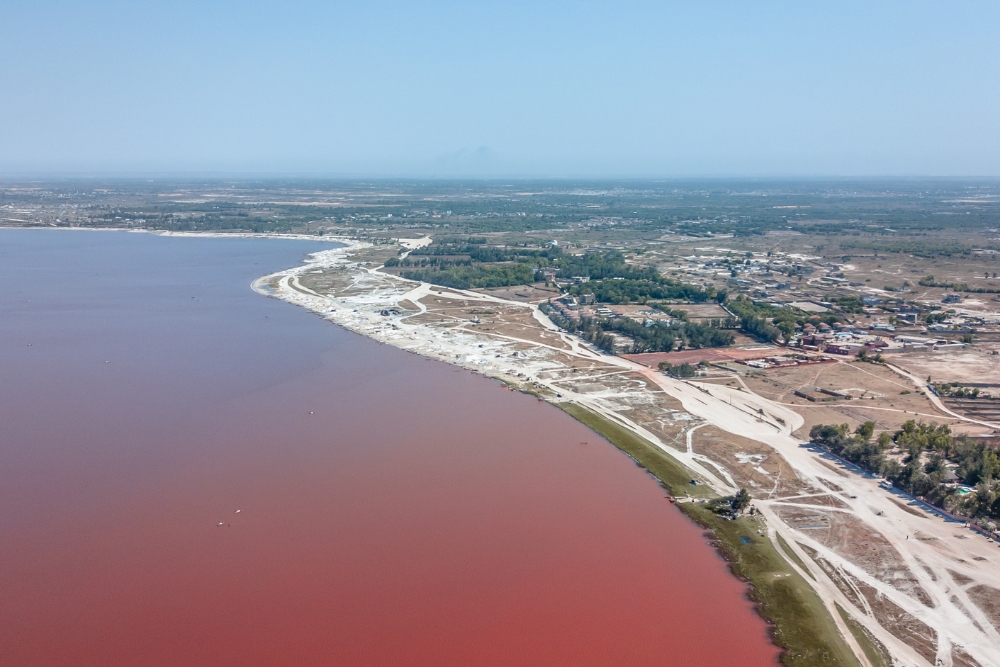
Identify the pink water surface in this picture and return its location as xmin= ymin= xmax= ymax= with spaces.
xmin=0 ymin=230 xmax=779 ymax=666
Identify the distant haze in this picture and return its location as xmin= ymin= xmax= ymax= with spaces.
xmin=2 ymin=1 xmax=999 ymax=178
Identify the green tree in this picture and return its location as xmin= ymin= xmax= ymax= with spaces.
xmin=732 ymin=488 xmax=752 ymax=512
xmin=855 ymin=421 xmax=875 ymax=442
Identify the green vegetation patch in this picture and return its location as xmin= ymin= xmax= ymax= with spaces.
xmin=810 ymin=420 xmax=1000 ymax=521
xmin=559 ymin=250 xmax=716 ymax=303
xmin=919 ymin=274 xmax=1000 ymax=294
xmin=682 ymin=505 xmax=861 ymax=667
xmin=934 ymin=383 xmax=982 ymax=398
xmin=559 ymin=403 xmax=709 ymax=497
xmin=776 ymin=533 xmax=814 ymax=580
xmin=567 ymin=277 xmax=713 ymax=303
xmin=399 ymin=263 xmax=534 ymax=289
xmin=542 ymin=303 xmax=733 ymax=354
xmin=561 ymin=402 xmax=859 ymax=667
xmin=840 ymin=240 xmax=978 ymax=258
xmin=725 ymin=295 xmax=848 ymax=343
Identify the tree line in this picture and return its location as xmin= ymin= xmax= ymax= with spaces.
xmin=809 ymin=420 xmax=1000 ymax=522
xmin=541 ymin=304 xmax=734 ymax=354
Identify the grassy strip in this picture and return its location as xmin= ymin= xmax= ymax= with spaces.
xmin=559 ymin=403 xmax=712 ymax=498
xmin=561 ymin=402 xmax=860 ymax=667
xmin=684 ymin=504 xmax=859 ymax=667
xmin=777 ymin=532 xmax=815 ymax=580
xmin=836 ymin=604 xmax=892 ymax=667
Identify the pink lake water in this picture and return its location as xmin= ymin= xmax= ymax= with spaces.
xmin=0 ymin=230 xmax=779 ymax=666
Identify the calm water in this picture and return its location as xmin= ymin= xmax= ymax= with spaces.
xmin=0 ymin=230 xmax=779 ymax=666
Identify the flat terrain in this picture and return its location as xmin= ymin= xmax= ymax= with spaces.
xmin=258 ymin=238 xmax=1000 ymax=667
xmin=738 ymin=360 xmax=964 ymax=437
xmin=7 ymin=179 xmax=1000 ymax=667
xmin=892 ymin=350 xmax=1000 ymax=389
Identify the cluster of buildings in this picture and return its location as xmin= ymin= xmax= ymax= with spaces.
xmin=549 ymin=294 xmax=656 ymax=324
xmin=672 ymin=248 xmax=998 ymax=322
xmin=793 ymin=323 xmax=967 ymax=356
xmin=739 ymin=354 xmax=831 ymax=370
xmin=549 ymin=294 xmax=599 ymax=322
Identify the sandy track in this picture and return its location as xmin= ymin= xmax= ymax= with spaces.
xmin=648 ymin=372 xmax=1000 ymax=666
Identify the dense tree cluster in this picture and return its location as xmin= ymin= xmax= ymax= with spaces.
xmin=567 ymin=278 xmax=713 ymax=304
xmin=399 ymin=264 xmax=535 ymax=289
xmin=724 ymin=297 xmax=783 ymax=342
xmin=829 ymin=294 xmax=864 ymax=313
xmin=724 ymin=296 xmax=854 ymax=342
xmin=550 ymin=250 xmax=657 ymax=281
xmin=552 ymin=250 xmax=716 ymax=303
xmin=395 ymin=244 xmax=721 ymax=302
xmin=809 ymin=420 xmax=1000 ymax=521
xmin=602 ymin=316 xmax=733 ymax=353
xmin=540 ymin=308 xmax=617 ymax=352
xmin=407 ymin=241 xmax=561 ymax=263
xmin=934 ymin=383 xmax=981 ymax=398
xmin=386 ymin=256 xmax=472 ymax=268
xmin=540 ymin=304 xmax=733 ymax=354
xmin=840 ymin=240 xmax=979 ymax=258
xmin=387 ymin=241 xmax=560 ymax=270
xmin=658 ymin=361 xmax=699 ymax=377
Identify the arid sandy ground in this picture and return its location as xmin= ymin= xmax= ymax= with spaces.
xmin=255 ymin=238 xmax=1000 ymax=667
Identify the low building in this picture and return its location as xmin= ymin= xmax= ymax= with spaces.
xmin=825 ymin=343 xmax=864 ymax=355
xmin=933 ymin=342 xmax=968 ymax=351
xmin=895 ymin=335 xmax=938 ymax=345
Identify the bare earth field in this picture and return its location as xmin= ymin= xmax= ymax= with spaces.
xmin=738 ymin=361 xmax=967 ymax=439
xmin=674 ymin=302 xmax=732 ymax=319
xmin=627 ymin=346 xmax=779 ymax=367
xmin=255 ymin=237 xmax=1000 ymax=667
xmin=891 ymin=350 xmax=1000 ymax=390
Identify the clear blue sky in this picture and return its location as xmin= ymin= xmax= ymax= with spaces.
xmin=2 ymin=1 xmax=998 ymax=177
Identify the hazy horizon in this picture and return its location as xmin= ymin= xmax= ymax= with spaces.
xmin=3 ymin=1 xmax=999 ymax=178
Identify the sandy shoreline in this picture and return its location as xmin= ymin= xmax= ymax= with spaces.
xmin=15 ymin=226 xmax=992 ymax=666
xmin=248 ymin=234 xmax=1000 ymax=667
xmin=250 ymin=239 xmax=738 ymax=492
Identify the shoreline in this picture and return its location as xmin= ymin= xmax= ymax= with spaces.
xmin=248 ymin=236 xmax=869 ymax=667
xmin=561 ymin=403 xmax=866 ymax=667
xmin=11 ymin=226 xmax=992 ymax=666
xmin=0 ymin=225 xmax=347 ymax=245
xmin=250 ymin=234 xmax=1000 ymax=667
